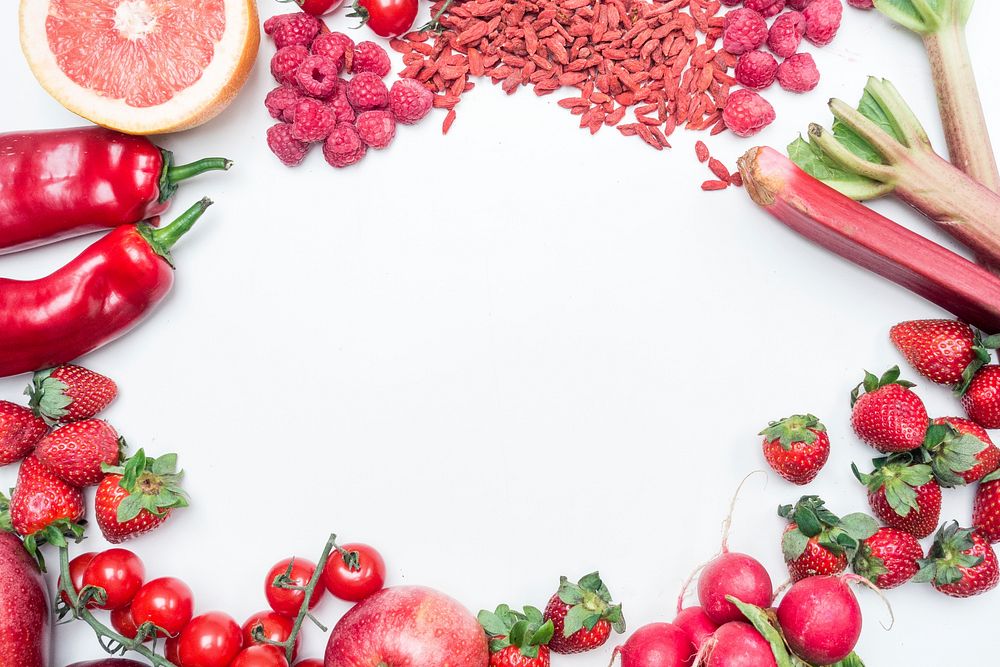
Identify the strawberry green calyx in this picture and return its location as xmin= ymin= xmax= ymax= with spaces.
xmin=957 ymin=332 xmax=1000 ymax=395
xmin=557 ymin=572 xmax=626 ymax=637
xmin=914 ymin=521 xmax=983 ymax=586
xmin=479 ymin=605 xmax=554 ymax=658
xmin=920 ymin=423 xmax=986 ymax=486
xmin=25 ymin=368 xmax=72 ymax=425
xmin=102 ymin=449 xmax=189 ymax=523
xmin=850 ymin=366 xmax=916 ymax=407
xmin=759 ymin=414 xmax=826 ymax=450
xmin=779 ymin=495 xmax=878 ymax=561
xmin=0 ymin=490 xmax=84 ymax=572
xmin=853 ymin=455 xmax=933 ymax=517
xmin=852 ymin=540 xmax=891 ymax=585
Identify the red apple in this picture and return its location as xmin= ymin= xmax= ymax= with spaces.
xmin=325 ymin=586 xmax=488 ymax=667
xmin=1 ymin=532 xmax=49 ymax=667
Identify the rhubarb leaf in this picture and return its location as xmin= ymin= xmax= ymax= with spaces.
xmin=873 ymin=0 xmax=972 ymax=33
xmin=788 ymin=137 xmax=890 ymax=201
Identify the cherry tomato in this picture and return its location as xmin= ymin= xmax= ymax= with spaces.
xmin=177 ymin=612 xmax=244 ymax=667
xmin=293 ymin=660 xmax=324 ymax=667
xmin=82 ymin=548 xmax=145 ymax=610
xmin=355 ymin=0 xmax=418 ymax=37
xmin=130 ymin=577 xmax=194 ymax=637
xmin=165 ymin=637 xmax=181 ymax=664
xmin=230 ymin=645 xmax=289 ymax=667
xmin=265 ymin=558 xmax=323 ymax=617
xmin=322 ymin=543 xmax=385 ymax=602
xmin=298 ymin=0 xmax=343 ymax=15
xmin=111 ymin=603 xmax=140 ymax=640
xmin=242 ymin=611 xmax=299 ymax=660
xmin=62 ymin=551 xmax=97 ymax=607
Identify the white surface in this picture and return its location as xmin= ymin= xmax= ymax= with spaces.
xmin=2 ymin=2 xmax=999 ymax=665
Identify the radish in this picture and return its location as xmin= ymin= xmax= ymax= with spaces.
xmin=698 ymin=622 xmax=777 ymax=667
xmin=611 ymin=622 xmax=695 ymax=667
xmin=776 ymin=574 xmax=889 ymax=665
xmin=672 ymin=607 xmax=717 ymax=650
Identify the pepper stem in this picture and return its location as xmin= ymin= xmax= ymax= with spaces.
xmin=167 ymin=158 xmax=233 ymax=185
xmin=142 ymin=197 xmax=213 ymax=265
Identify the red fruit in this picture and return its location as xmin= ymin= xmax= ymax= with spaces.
xmin=852 ymin=527 xmax=924 ymax=589
xmin=269 ymin=13 xmax=323 ymax=49
xmin=776 ymin=576 xmax=861 ymax=665
xmin=271 ymin=46 xmax=311 ymax=86
xmin=479 ymin=604 xmax=553 ymax=667
xmin=351 ymin=0 xmax=418 ymax=38
xmin=746 ymin=0 xmax=786 ymax=18
xmin=542 ymin=572 xmax=625 ymax=654
xmin=802 ymin=0 xmax=843 ymax=45
xmin=915 ymin=522 xmax=999 ymax=597
xmin=697 ymin=553 xmax=773 ymax=625
xmin=734 ymin=50 xmax=778 ymax=90
xmin=296 ymin=0 xmax=342 ymax=16
xmin=973 ymin=472 xmax=1000 ymax=543
xmin=94 ymin=449 xmax=189 ymax=544
xmin=672 ymin=607 xmax=717 ymax=650
xmin=34 ymin=418 xmax=121 ymax=487
xmin=265 ymin=558 xmax=323 ymax=617
xmin=926 ymin=417 xmax=999 ymax=485
xmin=313 ymin=32 xmax=355 ymax=70
xmin=767 ymin=11 xmax=806 ymax=58
xmin=265 ymin=86 xmax=303 ymax=122
xmin=7 ymin=454 xmax=84 ymax=538
xmin=722 ymin=89 xmax=775 ymax=137
xmin=760 ymin=414 xmax=830 ymax=485
xmin=612 ymin=623 xmax=694 ymax=667
xmin=231 ymin=645 xmax=289 ymax=667
xmin=291 ymin=98 xmax=336 ymax=142
xmin=355 ymin=110 xmax=396 ymax=149
xmin=130 ymin=577 xmax=194 ymax=637
xmin=176 ymin=611 xmax=244 ymax=667
xmin=389 ymin=78 xmax=433 ymax=125
xmin=853 ymin=456 xmax=941 ymax=538
xmin=850 ymin=367 xmax=928 ymax=453
xmin=323 ymin=542 xmax=386 ymax=602
xmin=62 ymin=551 xmax=97 ymax=608
xmin=111 ymin=604 xmax=140 ymax=639
xmin=847 ymin=0 xmax=873 ymax=7
xmin=352 ymin=41 xmax=391 ymax=77
xmin=242 ymin=610 xmax=299 ymax=659
xmin=722 ymin=8 xmax=769 ymax=55
xmin=82 ymin=548 xmax=145 ymax=610
xmin=779 ymin=496 xmax=878 ymax=581
xmin=347 ymin=72 xmax=389 ymax=111
xmin=0 ymin=401 xmax=48 ymax=466
xmin=323 ymin=123 xmax=367 ymax=168
xmin=295 ymin=55 xmax=342 ymax=98
xmin=26 ymin=365 xmax=117 ymax=425
xmin=889 ymin=319 xmax=992 ymax=389
xmin=325 ymin=586 xmax=488 ymax=666
xmin=267 ymin=124 xmax=310 ymax=167
xmin=0 ymin=532 xmax=50 ymax=667
xmin=776 ymin=53 xmax=819 ymax=93
xmin=962 ymin=365 xmax=1000 ymax=428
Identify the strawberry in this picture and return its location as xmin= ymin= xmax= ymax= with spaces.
xmin=962 ymin=365 xmax=1000 ymax=429
xmin=759 ymin=414 xmax=830 ymax=485
xmin=850 ymin=366 xmax=928 ymax=453
xmin=26 ymin=364 xmax=118 ymax=425
xmin=542 ymin=572 xmax=625 ymax=654
xmin=889 ymin=320 xmax=998 ymax=391
xmin=852 ymin=455 xmax=941 ymax=538
xmin=973 ymin=471 xmax=1000 ymax=544
xmin=0 ymin=400 xmax=48 ymax=466
xmin=915 ymin=522 xmax=999 ymax=598
xmin=479 ymin=604 xmax=554 ymax=667
xmin=852 ymin=527 xmax=924 ymax=589
xmin=778 ymin=496 xmax=877 ymax=582
xmin=33 ymin=419 xmax=123 ymax=487
xmin=0 ymin=455 xmax=85 ymax=567
xmin=94 ymin=449 xmax=189 ymax=544
xmin=924 ymin=417 xmax=1000 ymax=485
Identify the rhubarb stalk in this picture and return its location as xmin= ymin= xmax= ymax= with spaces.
xmin=872 ymin=0 xmax=999 ymax=192
xmin=789 ymin=77 xmax=1000 ymax=272
xmin=739 ymin=146 xmax=1000 ymax=333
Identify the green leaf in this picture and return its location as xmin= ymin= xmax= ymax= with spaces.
xmin=478 ymin=610 xmax=507 ymax=637
xmin=562 ymin=605 xmax=593 ymax=637
xmin=840 ymin=513 xmax=879 ymax=540
xmin=116 ymin=494 xmax=145 ymax=523
xmin=530 ymin=620 xmax=554 ymax=646
xmin=794 ymin=505 xmax=822 ymax=537
xmin=788 ymin=137 xmax=888 ymax=200
xmin=727 ymin=597 xmax=794 ymax=667
xmin=982 ymin=469 xmax=1000 ymax=483
xmin=508 ymin=620 xmax=529 ymax=647
xmin=873 ymin=0 xmax=940 ymax=33
xmin=151 ymin=453 xmax=178 ymax=476
xmin=782 ymin=530 xmax=810 ymax=561
xmin=830 ymin=653 xmax=867 ymax=667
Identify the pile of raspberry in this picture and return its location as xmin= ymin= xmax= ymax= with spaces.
xmin=263 ymin=13 xmax=434 ymax=168
xmin=718 ymin=0 xmax=869 ymax=137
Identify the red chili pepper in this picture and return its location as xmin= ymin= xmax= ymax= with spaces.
xmin=0 ymin=198 xmax=213 ymax=378
xmin=0 ymin=127 xmax=229 ymax=255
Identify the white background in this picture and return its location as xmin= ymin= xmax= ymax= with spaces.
xmin=2 ymin=2 xmax=1000 ymax=664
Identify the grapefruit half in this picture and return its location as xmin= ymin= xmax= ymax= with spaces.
xmin=20 ymin=0 xmax=260 ymax=134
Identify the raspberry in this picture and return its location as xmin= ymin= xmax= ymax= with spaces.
xmin=295 ymin=55 xmax=341 ymax=97
xmin=292 ymin=98 xmax=336 ymax=142
xmin=802 ymin=0 xmax=843 ymax=46
xmin=316 ymin=32 xmax=356 ymax=71
xmin=270 ymin=13 xmax=323 ymax=49
xmin=355 ymin=110 xmax=396 ymax=149
xmin=787 ymin=0 xmax=813 ymax=8
xmin=327 ymin=85 xmax=356 ymax=122
xmin=720 ymin=0 xmax=742 ymax=5
xmin=847 ymin=0 xmax=873 ymax=7
xmin=265 ymin=85 xmax=302 ymax=122
xmin=722 ymin=89 xmax=775 ymax=137
xmin=723 ymin=9 xmax=769 ymax=55
xmin=323 ymin=123 xmax=367 ymax=168
xmin=777 ymin=52 xmax=820 ymax=92
xmin=767 ymin=11 xmax=806 ymax=58
xmin=735 ymin=50 xmax=778 ymax=90
xmin=263 ymin=14 xmax=286 ymax=36
xmin=347 ymin=72 xmax=389 ymax=111
xmin=352 ymin=41 xmax=391 ymax=77
xmin=746 ymin=0 xmax=786 ymax=18
xmin=389 ymin=78 xmax=433 ymax=124
xmin=267 ymin=123 xmax=310 ymax=166
xmin=271 ymin=45 xmax=310 ymax=85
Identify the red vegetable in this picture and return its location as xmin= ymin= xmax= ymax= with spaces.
xmin=0 ymin=127 xmax=229 ymax=255
xmin=0 ymin=198 xmax=212 ymax=379
xmin=0 ymin=532 xmax=49 ymax=667
xmin=739 ymin=147 xmax=1000 ymax=332
xmin=349 ymin=0 xmax=417 ymax=37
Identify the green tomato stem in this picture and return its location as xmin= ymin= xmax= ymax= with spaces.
xmin=272 ymin=533 xmax=339 ymax=665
